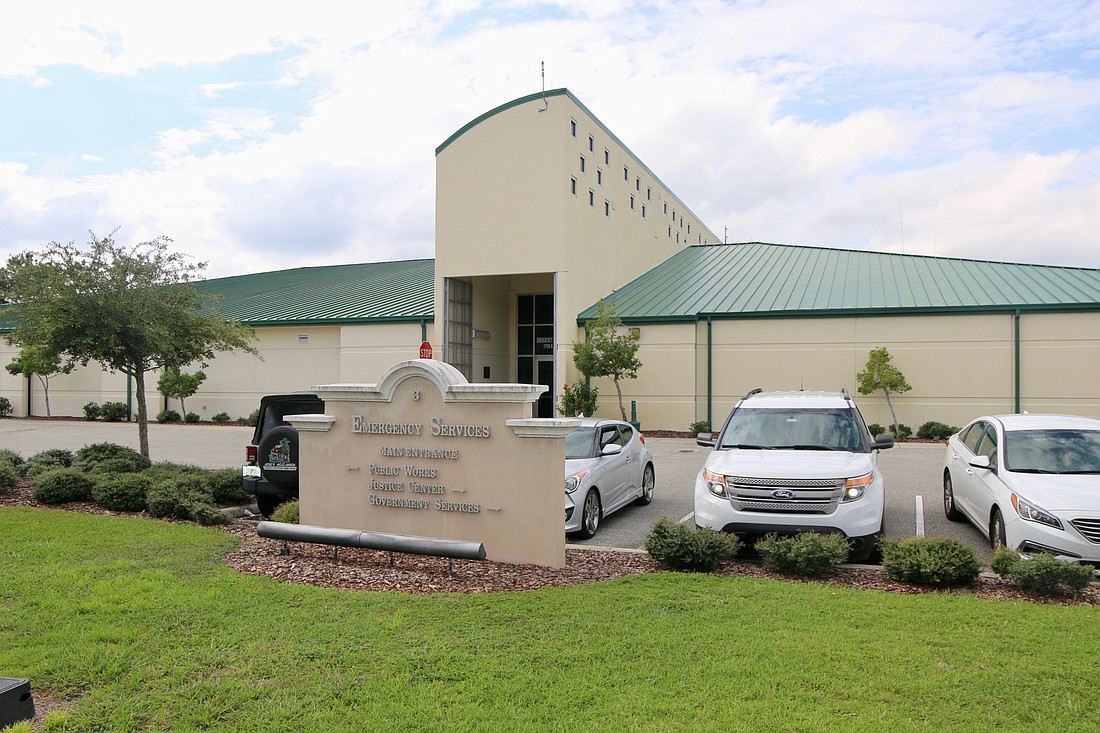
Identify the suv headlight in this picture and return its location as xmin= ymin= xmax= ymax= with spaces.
xmin=565 ymin=471 xmax=587 ymax=494
xmin=842 ymin=472 xmax=874 ymax=502
xmin=704 ymin=468 xmax=729 ymax=499
xmin=1011 ymin=493 xmax=1062 ymax=530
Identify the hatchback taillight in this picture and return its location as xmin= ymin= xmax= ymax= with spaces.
xmin=246 ymin=445 xmax=258 ymax=464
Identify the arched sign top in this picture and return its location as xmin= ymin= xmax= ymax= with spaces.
xmin=419 ymin=341 xmax=433 ymax=359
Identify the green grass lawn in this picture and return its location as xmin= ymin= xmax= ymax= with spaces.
xmin=2 ymin=507 xmax=1097 ymax=732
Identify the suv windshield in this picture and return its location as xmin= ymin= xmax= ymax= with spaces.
xmin=719 ymin=408 xmax=866 ymax=452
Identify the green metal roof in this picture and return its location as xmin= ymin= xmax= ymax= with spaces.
xmin=579 ymin=242 xmax=1100 ymax=323
xmin=200 ymin=258 xmax=434 ymax=326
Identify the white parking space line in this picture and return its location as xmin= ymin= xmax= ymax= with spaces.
xmin=680 ymin=512 xmax=695 ymax=525
xmin=915 ymin=495 xmax=925 ymax=537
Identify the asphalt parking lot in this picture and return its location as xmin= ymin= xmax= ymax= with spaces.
xmin=0 ymin=419 xmax=992 ymax=562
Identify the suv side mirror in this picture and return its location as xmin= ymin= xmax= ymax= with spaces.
xmin=696 ymin=432 xmax=716 ymax=447
xmin=874 ymin=434 xmax=895 ymax=450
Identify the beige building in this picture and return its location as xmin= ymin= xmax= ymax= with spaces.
xmin=4 ymin=89 xmax=1100 ymax=432
xmin=434 ymin=88 xmax=718 ymax=416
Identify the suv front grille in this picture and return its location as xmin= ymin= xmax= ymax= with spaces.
xmin=1070 ymin=518 xmax=1100 ymax=544
xmin=725 ymin=475 xmax=845 ymax=515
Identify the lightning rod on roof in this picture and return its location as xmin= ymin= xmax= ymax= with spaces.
xmin=539 ymin=61 xmax=548 ymax=112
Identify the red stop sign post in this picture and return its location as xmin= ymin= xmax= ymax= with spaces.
xmin=419 ymin=341 xmax=433 ymax=359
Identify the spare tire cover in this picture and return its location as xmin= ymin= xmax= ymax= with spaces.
xmin=257 ymin=425 xmax=300 ymax=489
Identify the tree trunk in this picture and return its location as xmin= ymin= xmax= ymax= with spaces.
xmin=37 ymin=374 xmax=52 ymax=417
xmin=135 ymin=369 xmax=150 ymax=458
xmin=884 ymin=387 xmax=900 ymax=435
xmin=614 ymin=377 xmax=627 ymax=422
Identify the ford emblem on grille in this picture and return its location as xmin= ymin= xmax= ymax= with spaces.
xmin=771 ymin=489 xmax=796 ymax=499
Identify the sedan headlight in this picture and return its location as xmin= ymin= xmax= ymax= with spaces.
xmin=842 ymin=472 xmax=874 ymax=502
xmin=565 ymin=471 xmax=587 ymax=494
xmin=1011 ymin=493 xmax=1063 ymax=530
xmin=703 ymin=468 xmax=729 ymax=498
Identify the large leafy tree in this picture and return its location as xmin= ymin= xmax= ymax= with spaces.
xmin=4 ymin=343 xmax=74 ymax=417
xmin=572 ymin=300 xmax=642 ymax=421
xmin=856 ymin=346 xmax=912 ymax=436
xmin=1 ymin=232 xmax=257 ymax=456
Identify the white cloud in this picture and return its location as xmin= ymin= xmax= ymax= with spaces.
xmin=1 ymin=0 xmax=1098 ymax=277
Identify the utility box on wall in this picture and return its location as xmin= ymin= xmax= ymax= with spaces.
xmin=0 ymin=677 xmax=35 ymax=728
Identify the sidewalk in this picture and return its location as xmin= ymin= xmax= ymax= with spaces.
xmin=0 ymin=418 xmax=251 ymax=469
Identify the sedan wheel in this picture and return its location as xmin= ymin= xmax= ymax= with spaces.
xmin=990 ymin=508 xmax=1007 ymax=550
xmin=635 ymin=464 xmax=655 ymax=506
xmin=943 ymin=471 xmax=962 ymax=521
xmin=576 ymin=490 xmax=601 ymax=540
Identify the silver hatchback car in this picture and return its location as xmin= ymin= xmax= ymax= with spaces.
xmin=564 ymin=418 xmax=655 ymax=539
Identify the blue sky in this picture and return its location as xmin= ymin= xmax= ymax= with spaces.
xmin=1 ymin=0 xmax=1098 ymax=277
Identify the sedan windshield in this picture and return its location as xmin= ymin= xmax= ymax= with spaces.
xmin=1004 ymin=429 xmax=1100 ymax=474
xmin=719 ymin=408 xmax=865 ymax=452
xmin=565 ymin=427 xmax=598 ymax=459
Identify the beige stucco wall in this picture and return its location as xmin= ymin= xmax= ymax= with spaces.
xmin=1 ymin=322 xmax=427 ymax=421
xmin=434 ymin=91 xmax=717 ymax=396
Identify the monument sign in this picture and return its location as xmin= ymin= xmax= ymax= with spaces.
xmin=285 ymin=359 xmax=578 ymax=567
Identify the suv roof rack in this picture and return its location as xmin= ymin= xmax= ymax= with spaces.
xmin=741 ymin=387 xmax=763 ymax=401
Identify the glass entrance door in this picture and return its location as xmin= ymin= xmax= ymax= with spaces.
xmin=517 ymin=293 xmax=554 ymax=418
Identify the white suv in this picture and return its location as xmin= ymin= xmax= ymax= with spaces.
xmin=694 ymin=389 xmax=894 ymax=562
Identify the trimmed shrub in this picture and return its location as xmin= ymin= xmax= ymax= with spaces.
xmin=881 ymin=536 xmax=980 ymax=587
xmin=207 ymin=467 xmax=250 ymax=505
xmin=24 ymin=449 xmax=74 ymax=477
xmin=917 ymin=421 xmax=959 ymax=441
xmin=147 ymin=475 xmax=224 ymax=524
xmin=246 ymin=409 xmax=260 ymax=427
xmin=75 ymin=443 xmax=151 ymax=474
xmin=559 ymin=380 xmax=599 ymax=418
xmin=0 ymin=448 xmax=25 ymax=476
xmin=0 ymin=464 xmax=18 ymax=495
xmin=99 ymin=401 xmax=129 ymax=422
xmin=184 ymin=412 xmax=201 ymax=424
xmin=270 ymin=500 xmax=300 ymax=524
xmin=996 ymin=552 xmax=1094 ymax=596
xmin=644 ymin=518 xmax=741 ymax=572
xmin=689 ymin=420 xmax=711 ymax=434
xmin=868 ymin=423 xmax=885 ymax=437
xmin=893 ymin=424 xmax=912 ymax=441
xmin=755 ymin=532 xmax=851 ymax=577
xmin=30 ymin=467 xmax=94 ymax=504
xmin=0 ymin=396 xmax=12 ymax=417
xmin=156 ymin=409 xmax=182 ymax=423
xmin=990 ymin=547 xmax=1020 ymax=577
xmin=212 ymin=412 xmax=231 ymax=425
xmin=189 ymin=502 xmax=230 ymax=526
xmin=92 ymin=473 xmax=152 ymax=512
xmin=83 ymin=402 xmax=101 ymax=421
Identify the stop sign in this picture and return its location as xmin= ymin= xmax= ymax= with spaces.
xmin=419 ymin=341 xmax=433 ymax=359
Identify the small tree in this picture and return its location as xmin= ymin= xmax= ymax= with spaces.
xmin=856 ymin=346 xmax=911 ymax=436
xmin=572 ymin=300 xmax=641 ymax=421
xmin=5 ymin=343 xmax=73 ymax=417
xmin=158 ymin=365 xmax=206 ymax=416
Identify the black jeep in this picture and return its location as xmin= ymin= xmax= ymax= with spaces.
xmin=242 ymin=393 xmax=325 ymax=516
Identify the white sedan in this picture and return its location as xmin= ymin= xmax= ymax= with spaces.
xmin=564 ymin=418 xmax=655 ymax=539
xmin=943 ymin=414 xmax=1100 ymax=564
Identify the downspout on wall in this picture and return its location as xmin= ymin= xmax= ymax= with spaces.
xmin=1014 ymin=310 xmax=1022 ymax=414
xmin=706 ymin=316 xmax=713 ymax=428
